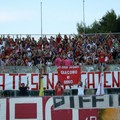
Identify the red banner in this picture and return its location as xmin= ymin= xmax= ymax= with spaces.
xmin=0 ymin=97 xmax=98 ymax=120
xmin=57 ymin=66 xmax=81 ymax=85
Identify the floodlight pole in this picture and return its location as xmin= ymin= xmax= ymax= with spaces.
xmin=83 ymin=0 xmax=86 ymax=34
xmin=40 ymin=2 xmax=43 ymax=38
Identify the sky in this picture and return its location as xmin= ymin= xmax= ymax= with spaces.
xmin=0 ymin=0 xmax=120 ymax=36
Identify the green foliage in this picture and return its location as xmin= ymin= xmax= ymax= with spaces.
xmin=76 ymin=22 xmax=84 ymax=34
xmin=77 ymin=9 xmax=120 ymax=34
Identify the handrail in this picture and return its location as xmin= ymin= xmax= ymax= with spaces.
xmin=0 ymin=64 xmax=120 ymax=73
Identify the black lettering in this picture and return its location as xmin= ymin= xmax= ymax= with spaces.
xmin=79 ymin=96 xmax=91 ymax=108
xmin=92 ymin=96 xmax=104 ymax=107
xmin=53 ymin=96 xmax=65 ymax=108
xmin=70 ymin=96 xmax=74 ymax=108
xmin=109 ymin=95 xmax=113 ymax=107
xmin=118 ymin=94 xmax=120 ymax=106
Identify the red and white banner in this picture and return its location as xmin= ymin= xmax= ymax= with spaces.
xmin=57 ymin=66 xmax=81 ymax=85
xmin=1 ymin=96 xmax=120 ymax=120
xmin=0 ymin=71 xmax=120 ymax=90
xmin=0 ymin=97 xmax=98 ymax=120
xmin=53 ymin=94 xmax=120 ymax=110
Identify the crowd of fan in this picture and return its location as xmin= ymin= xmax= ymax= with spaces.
xmin=0 ymin=33 xmax=120 ymax=70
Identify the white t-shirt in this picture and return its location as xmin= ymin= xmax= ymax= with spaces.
xmin=78 ymin=86 xmax=84 ymax=95
xmin=72 ymin=85 xmax=84 ymax=95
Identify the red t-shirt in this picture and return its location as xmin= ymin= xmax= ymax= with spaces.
xmin=55 ymin=85 xmax=63 ymax=96
xmin=98 ymin=52 xmax=105 ymax=63
xmin=56 ymin=37 xmax=61 ymax=44
xmin=75 ymin=51 xmax=80 ymax=57
xmin=107 ymin=53 xmax=112 ymax=60
xmin=5 ymin=47 xmax=13 ymax=56
xmin=37 ymin=43 xmax=42 ymax=50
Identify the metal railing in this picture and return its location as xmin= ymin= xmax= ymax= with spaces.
xmin=0 ymin=64 xmax=120 ymax=73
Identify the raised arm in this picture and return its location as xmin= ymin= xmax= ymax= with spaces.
xmin=19 ymin=77 xmax=21 ymax=88
xmin=84 ymin=78 xmax=88 ymax=88
xmin=26 ymin=76 xmax=29 ymax=87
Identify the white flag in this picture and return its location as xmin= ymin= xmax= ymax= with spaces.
xmin=96 ymin=73 xmax=104 ymax=95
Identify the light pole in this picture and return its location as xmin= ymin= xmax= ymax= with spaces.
xmin=40 ymin=1 xmax=43 ymax=38
xmin=83 ymin=0 xmax=86 ymax=34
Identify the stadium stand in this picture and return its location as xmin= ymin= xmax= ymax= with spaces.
xmin=0 ymin=33 xmax=120 ymax=97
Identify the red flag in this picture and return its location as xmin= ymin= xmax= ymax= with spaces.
xmin=57 ymin=66 xmax=81 ymax=85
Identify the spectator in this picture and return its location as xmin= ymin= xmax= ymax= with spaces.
xmin=72 ymin=78 xmax=86 ymax=95
xmin=98 ymin=50 xmax=106 ymax=71
xmin=55 ymin=81 xmax=64 ymax=96
xmin=0 ymin=33 xmax=119 ymax=70
xmin=19 ymin=77 xmax=29 ymax=96
xmin=77 ymin=81 xmax=85 ymax=95
xmin=25 ymin=57 xmax=34 ymax=66
xmin=0 ymin=58 xmax=6 ymax=66
xmin=54 ymin=54 xmax=64 ymax=67
xmin=112 ymin=49 xmax=118 ymax=63
xmin=56 ymin=33 xmax=62 ymax=44
xmin=63 ymin=56 xmax=73 ymax=66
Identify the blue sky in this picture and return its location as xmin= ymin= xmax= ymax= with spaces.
xmin=0 ymin=0 xmax=120 ymax=35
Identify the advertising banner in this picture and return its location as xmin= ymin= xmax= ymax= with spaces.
xmin=0 ymin=97 xmax=98 ymax=120
xmin=1 ymin=95 xmax=120 ymax=120
xmin=53 ymin=94 xmax=120 ymax=110
xmin=0 ymin=71 xmax=120 ymax=90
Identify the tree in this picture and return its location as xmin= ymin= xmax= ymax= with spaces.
xmin=77 ymin=9 xmax=120 ymax=34
xmin=88 ymin=20 xmax=100 ymax=33
xmin=99 ymin=9 xmax=117 ymax=32
xmin=116 ymin=16 xmax=120 ymax=32
xmin=76 ymin=22 xmax=84 ymax=34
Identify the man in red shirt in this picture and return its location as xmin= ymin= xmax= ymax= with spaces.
xmin=98 ymin=50 xmax=106 ymax=63
xmin=55 ymin=81 xmax=64 ymax=96
xmin=98 ymin=50 xmax=107 ymax=71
